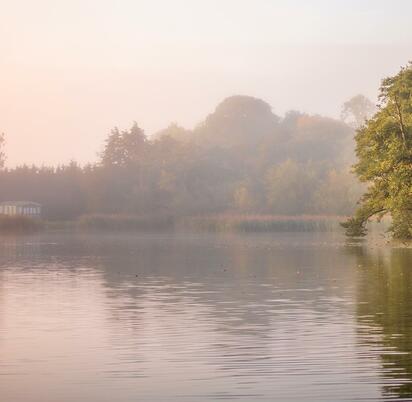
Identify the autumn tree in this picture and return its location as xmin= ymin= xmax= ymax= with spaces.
xmin=342 ymin=63 xmax=412 ymax=239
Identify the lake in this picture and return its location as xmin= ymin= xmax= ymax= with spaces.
xmin=1 ymin=232 xmax=412 ymax=401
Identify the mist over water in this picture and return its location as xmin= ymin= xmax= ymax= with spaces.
xmin=2 ymin=2 xmax=412 ymax=401
xmin=1 ymin=232 xmax=412 ymax=401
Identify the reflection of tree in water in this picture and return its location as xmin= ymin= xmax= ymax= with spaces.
xmin=1 ymin=233 xmax=377 ymax=399
xmin=353 ymin=245 xmax=412 ymax=399
xmin=91 ymin=232 xmax=359 ymax=389
xmin=91 ymin=234 xmax=354 ymax=322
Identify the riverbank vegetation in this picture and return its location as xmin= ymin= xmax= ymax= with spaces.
xmin=342 ymin=63 xmax=412 ymax=240
xmin=0 ymin=95 xmax=366 ymax=227
xmin=182 ymin=215 xmax=343 ymax=233
xmin=77 ymin=214 xmax=174 ymax=232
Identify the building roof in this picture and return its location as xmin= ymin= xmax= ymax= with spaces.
xmin=0 ymin=201 xmax=42 ymax=207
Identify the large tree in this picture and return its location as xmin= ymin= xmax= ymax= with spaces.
xmin=342 ymin=63 xmax=412 ymax=239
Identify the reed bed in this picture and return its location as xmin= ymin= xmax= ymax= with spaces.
xmin=77 ymin=214 xmax=175 ymax=232
xmin=182 ymin=214 xmax=345 ymax=233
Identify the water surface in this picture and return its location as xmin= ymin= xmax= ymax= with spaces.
xmin=1 ymin=232 xmax=412 ymax=401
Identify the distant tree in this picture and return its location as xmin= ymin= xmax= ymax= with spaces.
xmin=0 ymin=133 xmax=5 ymax=169
xmin=194 ymin=95 xmax=280 ymax=149
xmin=313 ymin=169 xmax=363 ymax=215
xmin=341 ymin=94 xmax=376 ymax=128
xmin=101 ymin=127 xmax=123 ymax=167
xmin=101 ymin=122 xmax=147 ymax=167
xmin=281 ymin=112 xmax=354 ymax=165
xmin=265 ymin=160 xmax=318 ymax=215
xmin=153 ymin=122 xmax=192 ymax=142
xmin=121 ymin=122 xmax=147 ymax=164
xmin=233 ymin=182 xmax=256 ymax=211
xmin=342 ymin=64 xmax=412 ymax=239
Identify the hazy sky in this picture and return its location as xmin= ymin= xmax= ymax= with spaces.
xmin=1 ymin=0 xmax=412 ymax=166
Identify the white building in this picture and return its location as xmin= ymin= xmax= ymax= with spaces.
xmin=0 ymin=201 xmax=42 ymax=218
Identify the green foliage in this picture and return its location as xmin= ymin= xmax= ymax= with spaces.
xmin=343 ymin=63 xmax=412 ymax=239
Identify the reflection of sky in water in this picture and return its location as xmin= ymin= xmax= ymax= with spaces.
xmin=0 ymin=233 xmax=411 ymax=401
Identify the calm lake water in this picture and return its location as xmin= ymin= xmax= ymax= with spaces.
xmin=1 ymin=232 xmax=412 ymax=401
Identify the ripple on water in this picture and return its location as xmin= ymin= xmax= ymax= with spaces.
xmin=0 ymin=232 xmax=411 ymax=401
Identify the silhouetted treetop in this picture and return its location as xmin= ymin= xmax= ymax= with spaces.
xmin=194 ymin=95 xmax=280 ymax=149
xmin=101 ymin=122 xmax=147 ymax=167
xmin=152 ymin=122 xmax=192 ymax=142
xmin=341 ymin=94 xmax=376 ymax=129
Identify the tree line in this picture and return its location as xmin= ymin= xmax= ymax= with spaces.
xmin=0 ymin=95 xmax=368 ymax=221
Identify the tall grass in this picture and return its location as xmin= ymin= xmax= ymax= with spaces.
xmin=181 ymin=214 xmax=344 ymax=233
xmin=0 ymin=214 xmax=43 ymax=234
xmin=77 ymin=214 xmax=175 ymax=232
xmin=0 ymin=213 xmax=372 ymax=234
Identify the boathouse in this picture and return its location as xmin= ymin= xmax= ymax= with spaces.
xmin=0 ymin=201 xmax=42 ymax=218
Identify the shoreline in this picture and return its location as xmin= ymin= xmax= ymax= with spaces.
xmin=0 ymin=213 xmax=393 ymax=236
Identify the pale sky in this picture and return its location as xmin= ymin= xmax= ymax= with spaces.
xmin=1 ymin=0 xmax=412 ymax=166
